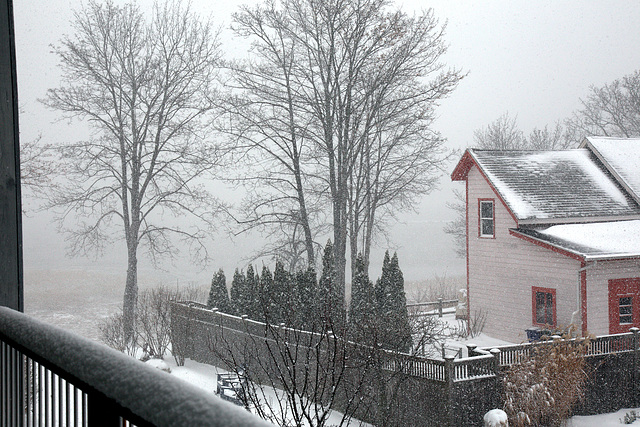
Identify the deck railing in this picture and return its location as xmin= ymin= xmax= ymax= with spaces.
xmin=477 ymin=328 xmax=640 ymax=367
xmin=172 ymin=302 xmax=640 ymax=387
xmin=0 ymin=306 xmax=272 ymax=427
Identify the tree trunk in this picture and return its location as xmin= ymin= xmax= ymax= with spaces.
xmin=123 ymin=239 xmax=138 ymax=345
xmin=293 ymin=163 xmax=315 ymax=267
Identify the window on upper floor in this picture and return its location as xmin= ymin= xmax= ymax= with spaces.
xmin=532 ymin=286 xmax=556 ymax=327
xmin=478 ymin=199 xmax=494 ymax=238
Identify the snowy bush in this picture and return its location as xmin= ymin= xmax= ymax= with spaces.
xmin=99 ymin=284 xmax=204 ymax=359
xmin=456 ymin=309 xmax=487 ymax=338
xmin=502 ymin=334 xmax=591 ymax=426
xmin=99 ymin=311 xmax=137 ymax=356
xmin=622 ymin=410 xmax=639 ymax=424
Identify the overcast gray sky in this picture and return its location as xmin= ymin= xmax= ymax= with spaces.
xmin=14 ymin=0 xmax=640 ymax=284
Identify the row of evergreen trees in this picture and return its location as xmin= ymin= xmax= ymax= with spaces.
xmin=348 ymin=251 xmax=412 ymax=353
xmin=206 ymin=241 xmax=412 ymax=353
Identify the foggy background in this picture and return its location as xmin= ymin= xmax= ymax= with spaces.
xmin=14 ymin=1 xmax=640 ymax=317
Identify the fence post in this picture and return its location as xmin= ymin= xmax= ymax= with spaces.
xmin=490 ymin=348 xmax=502 ymax=415
xmin=490 ymin=348 xmax=501 ymax=374
xmin=444 ymin=355 xmax=456 ymax=426
xmin=466 ymin=343 xmax=477 ymax=358
xmin=631 ymin=327 xmax=639 ymax=406
xmin=438 ymin=298 xmax=444 ymax=318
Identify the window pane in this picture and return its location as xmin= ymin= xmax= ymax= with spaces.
xmin=621 ymin=315 xmax=633 ymax=324
xmin=545 ymin=293 xmax=553 ymax=324
xmin=481 ymin=201 xmax=493 ymax=218
xmin=620 ymin=297 xmax=633 ymax=325
xmin=535 ymin=291 xmax=553 ymax=325
xmin=536 ymin=292 xmax=546 ymax=324
xmin=481 ymin=219 xmax=494 ymax=236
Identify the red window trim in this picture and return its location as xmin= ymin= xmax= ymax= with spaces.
xmin=532 ymin=286 xmax=556 ymax=328
xmin=478 ymin=198 xmax=495 ymax=239
xmin=608 ymin=278 xmax=640 ymax=334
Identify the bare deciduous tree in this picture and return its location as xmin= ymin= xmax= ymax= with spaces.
xmin=227 ymin=0 xmax=462 ymax=291
xmin=44 ymin=0 xmax=222 ymax=342
xmin=528 ymin=121 xmax=573 ymax=150
xmin=473 ymin=112 xmax=526 ymax=150
xmin=222 ymin=1 xmax=323 ymax=268
xmin=567 ymin=69 xmax=640 ymax=139
xmin=20 ymin=135 xmax=54 ymax=198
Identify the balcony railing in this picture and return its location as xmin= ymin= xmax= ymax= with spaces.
xmin=0 ymin=306 xmax=272 ymax=426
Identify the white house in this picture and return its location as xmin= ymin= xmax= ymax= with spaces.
xmin=451 ymin=137 xmax=640 ymax=342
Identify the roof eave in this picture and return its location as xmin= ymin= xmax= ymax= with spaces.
xmin=584 ymin=254 xmax=640 ymax=262
xmin=518 ymin=214 xmax=640 ymax=226
xmin=511 ymin=227 xmax=640 ymax=263
xmin=509 ymin=229 xmax=585 ymax=262
xmin=451 ymin=149 xmax=475 ymax=181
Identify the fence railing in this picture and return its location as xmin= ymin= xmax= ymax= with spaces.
xmin=173 ymin=302 xmax=640 ymax=387
xmin=407 ymin=298 xmax=458 ymax=318
xmin=0 ymin=306 xmax=271 ymax=427
xmin=476 ymin=328 xmax=640 ymax=367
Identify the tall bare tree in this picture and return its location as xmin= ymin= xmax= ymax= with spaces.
xmin=222 ymin=1 xmax=324 ymax=269
xmin=20 ymin=135 xmax=54 ymax=199
xmin=44 ymin=0 xmax=222 ymax=341
xmin=228 ymin=0 xmax=462 ymax=291
xmin=298 ymin=0 xmax=462 ymax=286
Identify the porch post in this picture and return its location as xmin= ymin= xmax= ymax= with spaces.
xmin=0 ymin=0 xmax=22 ymax=312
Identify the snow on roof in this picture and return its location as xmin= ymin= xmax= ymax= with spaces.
xmin=513 ymin=220 xmax=640 ymax=261
xmin=581 ymin=137 xmax=640 ymax=204
xmin=469 ymin=149 xmax=640 ymax=222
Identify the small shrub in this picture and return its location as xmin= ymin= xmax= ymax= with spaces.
xmin=468 ymin=309 xmax=487 ymax=338
xmin=503 ymin=335 xmax=591 ymax=426
xmin=99 ymin=312 xmax=137 ymax=356
xmin=621 ymin=410 xmax=638 ymax=424
xmin=454 ymin=309 xmax=487 ymax=339
xmin=99 ymin=284 xmax=204 ymax=360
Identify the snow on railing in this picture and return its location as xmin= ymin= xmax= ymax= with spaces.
xmin=0 ymin=306 xmax=272 ymax=427
xmin=452 ymin=353 xmax=496 ymax=382
xmin=479 ymin=328 xmax=640 ymax=367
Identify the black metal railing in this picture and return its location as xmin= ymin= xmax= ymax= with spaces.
xmin=0 ymin=306 xmax=272 ymax=426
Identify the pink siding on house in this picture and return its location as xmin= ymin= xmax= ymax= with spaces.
xmin=467 ymin=166 xmax=581 ymax=343
xmin=585 ymin=260 xmax=640 ymax=336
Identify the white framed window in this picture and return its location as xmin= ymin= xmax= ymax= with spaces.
xmin=479 ymin=199 xmax=494 ymax=238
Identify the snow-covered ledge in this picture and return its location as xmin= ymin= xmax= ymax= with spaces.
xmin=0 ymin=306 xmax=272 ymax=427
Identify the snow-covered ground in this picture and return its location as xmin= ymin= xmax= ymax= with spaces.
xmin=159 ymin=357 xmax=370 ymax=426
xmin=568 ymin=409 xmax=640 ymax=426
xmin=148 ymin=355 xmax=637 ymax=426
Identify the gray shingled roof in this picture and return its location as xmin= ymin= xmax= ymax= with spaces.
xmin=470 ymin=148 xmax=640 ymax=222
xmin=581 ymin=137 xmax=640 ymax=204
